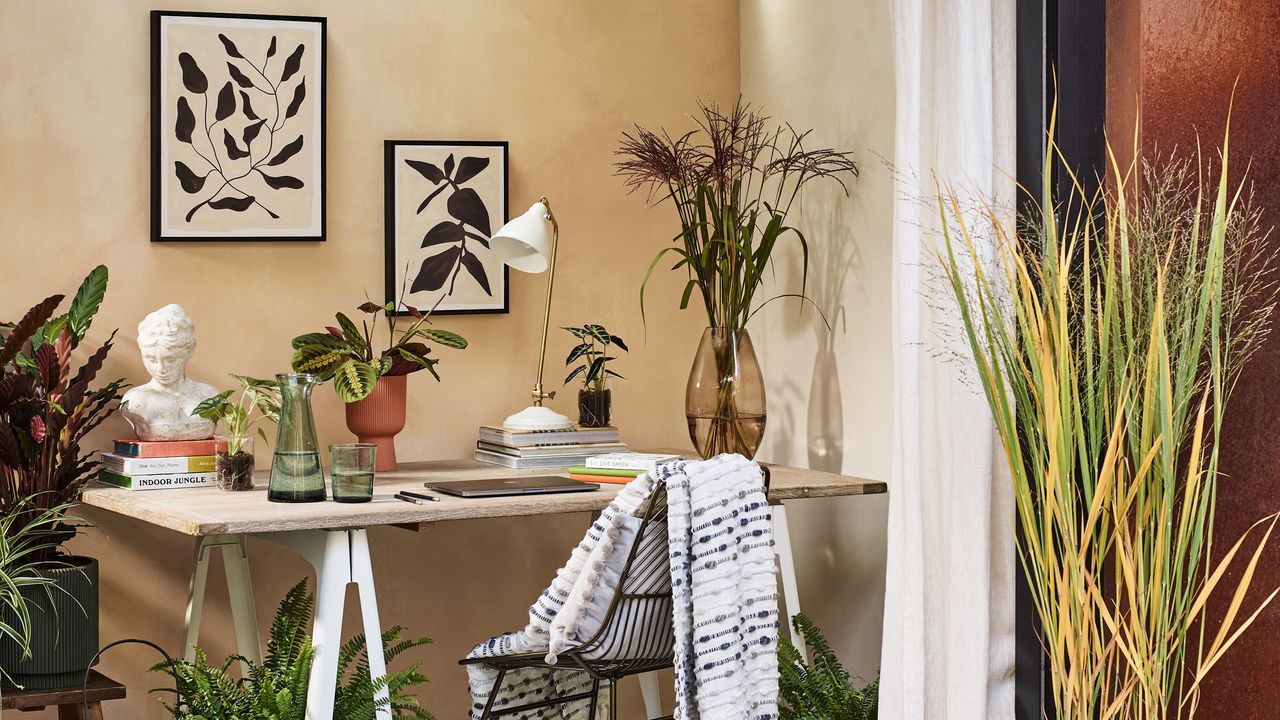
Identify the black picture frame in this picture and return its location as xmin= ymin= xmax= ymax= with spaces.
xmin=384 ymin=140 xmax=510 ymax=316
xmin=151 ymin=10 xmax=327 ymax=242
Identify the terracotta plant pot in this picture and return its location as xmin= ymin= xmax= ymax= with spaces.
xmin=345 ymin=374 xmax=407 ymax=472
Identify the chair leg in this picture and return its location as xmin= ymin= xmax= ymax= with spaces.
xmin=587 ymin=677 xmax=600 ymax=720
xmin=609 ymin=680 xmax=618 ymax=720
xmin=480 ymin=668 xmax=506 ymax=720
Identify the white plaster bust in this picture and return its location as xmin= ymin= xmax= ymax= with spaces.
xmin=119 ymin=304 xmax=218 ymax=441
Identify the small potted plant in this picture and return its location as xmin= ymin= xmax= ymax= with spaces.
xmin=290 ymin=300 xmax=466 ymax=471
xmin=563 ymin=324 xmax=627 ymax=428
xmin=192 ymin=375 xmax=280 ymax=491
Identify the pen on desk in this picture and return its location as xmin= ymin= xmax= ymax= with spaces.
xmin=399 ymin=489 xmax=440 ymax=502
xmin=394 ymin=493 xmax=426 ymax=505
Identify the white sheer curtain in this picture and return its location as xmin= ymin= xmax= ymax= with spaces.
xmin=880 ymin=0 xmax=1017 ymax=718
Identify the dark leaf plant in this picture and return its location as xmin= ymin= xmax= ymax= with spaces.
xmin=939 ymin=107 xmax=1278 ymax=719
xmin=290 ymin=300 xmax=467 ymax=403
xmin=0 ymin=265 xmax=123 ymax=563
xmin=405 ymin=152 xmax=497 ymax=297
xmin=192 ymin=375 xmax=281 ymax=455
xmin=152 ymin=578 xmax=434 ymax=720
xmin=778 ymin=613 xmax=877 ymax=720
xmin=562 ymin=324 xmax=627 ymax=393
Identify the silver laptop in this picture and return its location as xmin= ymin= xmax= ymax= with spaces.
xmin=426 ymin=475 xmax=600 ymax=498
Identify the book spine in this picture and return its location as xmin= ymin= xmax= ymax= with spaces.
xmin=585 ymin=457 xmax=655 ymax=472
xmin=101 ymin=455 xmax=216 ymax=475
xmin=98 ymin=470 xmax=216 ymax=490
xmin=113 ymin=440 xmax=219 ymax=458
xmin=566 ymin=466 xmax=644 ymax=477
xmin=568 ymin=473 xmax=630 ymax=485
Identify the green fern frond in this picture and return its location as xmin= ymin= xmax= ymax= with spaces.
xmin=779 ymin=613 xmax=878 ymax=720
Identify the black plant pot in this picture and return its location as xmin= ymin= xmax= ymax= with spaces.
xmin=578 ymin=388 xmax=612 ymax=428
xmin=0 ymin=556 xmax=99 ymax=690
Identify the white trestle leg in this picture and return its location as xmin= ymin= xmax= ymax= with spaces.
xmin=772 ymin=502 xmax=808 ymax=664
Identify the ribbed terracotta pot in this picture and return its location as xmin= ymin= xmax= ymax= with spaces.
xmin=0 ymin=556 xmax=99 ymax=690
xmin=345 ymin=374 xmax=407 ymax=472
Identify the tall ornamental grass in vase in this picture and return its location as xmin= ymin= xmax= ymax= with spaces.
xmin=615 ymin=99 xmax=858 ymax=458
xmin=939 ymin=111 xmax=1279 ymax=720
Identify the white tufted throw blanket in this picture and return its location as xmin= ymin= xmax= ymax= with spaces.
xmin=656 ymin=454 xmax=780 ymax=720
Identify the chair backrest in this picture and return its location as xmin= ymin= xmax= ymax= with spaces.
xmin=562 ymin=481 xmax=674 ymax=677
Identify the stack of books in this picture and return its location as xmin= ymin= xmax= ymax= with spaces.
xmin=567 ymin=452 xmax=683 ymax=484
xmin=97 ymin=438 xmax=219 ymax=491
xmin=474 ymin=425 xmax=626 ymax=469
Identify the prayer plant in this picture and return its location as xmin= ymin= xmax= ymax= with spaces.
xmin=939 ymin=108 xmax=1278 ymax=719
xmin=0 ymin=265 xmax=123 ymax=562
xmin=153 ymin=578 xmax=434 ymax=720
xmin=290 ymin=300 xmax=467 ymax=403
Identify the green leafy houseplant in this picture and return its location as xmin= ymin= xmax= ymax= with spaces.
xmin=153 ymin=578 xmax=434 ymax=720
xmin=779 ymin=613 xmax=877 ymax=720
xmin=939 ymin=115 xmax=1277 ymax=718
xmin=290 ymin=301 xmax=467 ymax=403
xmin=192 ymin=375 xmax=280 ymax=491
xmin=562 ymin=324 xmax=627 ymax=428
xmin=614 ymin=99 xmax=857 ymax=458
xmin=0 ymin=500 xmax=78 ymax=683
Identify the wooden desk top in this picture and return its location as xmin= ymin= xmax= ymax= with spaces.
xmin=81 ymin=456 xmax=886 ymax=536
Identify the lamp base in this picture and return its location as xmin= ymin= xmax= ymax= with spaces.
xmin=502 ymin=405 xmax=573 ymax=431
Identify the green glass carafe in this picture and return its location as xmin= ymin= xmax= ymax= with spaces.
xmin=268 ymin=373 xmax=326 ymax=502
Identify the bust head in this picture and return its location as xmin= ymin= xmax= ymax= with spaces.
xmin=138 ymin=304 xmax=197 ymax=390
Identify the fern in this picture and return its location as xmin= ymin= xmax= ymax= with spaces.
xmin=778 ymin=613 xmax=878 ymax=720
xmin=153 ymin=579 xmax=435 ymax=720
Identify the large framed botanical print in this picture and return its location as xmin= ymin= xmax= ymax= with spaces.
xmin=384 ymin=140 xmax=510 ymax=315
xmin=151 ymin=11 xmax=326 ymax=242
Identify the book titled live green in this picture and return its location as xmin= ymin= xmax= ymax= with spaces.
xmin=97 ymin=469 xmax=216 ymax=491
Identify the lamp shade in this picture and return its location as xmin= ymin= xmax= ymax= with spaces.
xmin=490 ymin=201 xmax=552 ymax=273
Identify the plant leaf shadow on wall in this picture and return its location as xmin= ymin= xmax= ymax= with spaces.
xmin=173 ymin=33 xmax=308 ymax=223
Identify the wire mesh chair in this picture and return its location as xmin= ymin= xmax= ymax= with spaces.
xmin=461 ymin=482 xmax=674 ymax=720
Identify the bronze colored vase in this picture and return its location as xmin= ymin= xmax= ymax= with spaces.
xmin=345 ymin=374 xmax=407 ymax=472
xmin=686 ymin=328 xmax=766 ymax=459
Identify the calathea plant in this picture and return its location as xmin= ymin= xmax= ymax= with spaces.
xmin=193 ymin=375 xmax=280 ymax=491
xmin=291 ymin=300 xmax=467 ymax=403
xmin=0 ymin=265 xmax=123 ymax=562
xmin=563 ymin=324 xmax=627 ymax=428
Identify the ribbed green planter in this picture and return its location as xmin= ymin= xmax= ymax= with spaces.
xmin=0 ymin=556 xmax=99 ymax=690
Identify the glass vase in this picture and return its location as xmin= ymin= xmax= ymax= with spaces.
xmin=214 ymin=434 xmax=255 ymax=491
xmin=685 ymin=328 xmax=766 ymax=459
xmin=578 ymin=384 xmax=612 ymax=428
xmin=268 ymin=373 xmax=326 ymax=503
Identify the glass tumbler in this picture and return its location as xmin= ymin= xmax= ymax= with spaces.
xmin=329 ymin=443 xmax=376 ymax=503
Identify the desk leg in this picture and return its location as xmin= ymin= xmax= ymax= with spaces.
xmin=266 ymin=529 xmax=391 ymax=720
xmin=772 ymin=503 xmax=808 ymax=664
xmin=638 ymin=672 xmax=662 ymax=719
xmin=183 ymin=534 xmax=261 ymax=667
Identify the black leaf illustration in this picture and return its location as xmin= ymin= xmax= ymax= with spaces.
xmin=175 ymin=97 xmax=195 ymax=143
xmin=218 ymin=34 xmax=243 ymax=59
xmin=460 ymin=250 xmax=492 ymax=295
xmin=266 ymin=136 xmax=304 ymax=166
xmin=178 ymin=52 xmax=208 ymax=93
xmin=209 ymin=195 xmax=255 ymax=212
xmin=215 ymin=82 xmax=235 ymax=121
xmin=415 ymin=185 xmax=448 ymax=214
xmin=454 ymin=156 xmax=490 ymax=185
xmin=259 ymin=172 xmax=304 ymax=189
xmin=240 ymin=91 xmax=259 ymax=120
xmin=285 ymin=78 xmax=305 ymax=120
xmin=422 ymin=221 xmax=464 ymax=248
xmin=411 ymin=246 xmax=462 ymax=293
xmin=243 ymin=119 xmax=267 ymax=145
xmin=267 ymin=36 xmax=277 ymax=58
xmin=444 ymin=154 xmax=455 ymax=177
xmin=222 ymin=129 xmax=249 ymax=160
xmin=405 ymin=160 xmax=444 ymax=184
xmin=281 ymin=44 xmax=305 ymax=83
xmin=174 ymin=161 xmax=206 ymax=193
xmin=227 ymin=62 xmax=254 ymax=88
xmin=447 ymin=188 xmax=490 ymax=236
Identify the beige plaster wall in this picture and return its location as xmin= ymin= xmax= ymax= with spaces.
xmin=0 ymin=1 xmax=737 ymax=717
xmin=740 ymin=0 xmax=894 ymax=683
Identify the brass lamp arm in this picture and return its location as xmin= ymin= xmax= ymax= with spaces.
xmin=532 ymin=196 xmax=559 ymax=407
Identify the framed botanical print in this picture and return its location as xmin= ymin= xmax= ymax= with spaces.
xmin=384 ymin=140 xmax=510 ymax=315
xmin=151 ymin=11 xmax=326 ymax=242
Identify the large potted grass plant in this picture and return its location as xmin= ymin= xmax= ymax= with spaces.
xmin=939 ymin=113 xmax=1278 ymax=719
xmin=0 ymin=266 xmax=123 ymax=688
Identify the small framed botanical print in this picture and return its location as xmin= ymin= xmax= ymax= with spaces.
xmin=384 ymin=140 xmax=510 ymax=315
xmin=151 ymin=11 xmax=326 ymax=242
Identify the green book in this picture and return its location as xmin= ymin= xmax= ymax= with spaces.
xmin=566 ymin=466 xmax=644 ymax=478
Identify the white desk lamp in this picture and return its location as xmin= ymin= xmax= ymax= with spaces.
xmin=489 ymin=197 xmax=573 ymax=431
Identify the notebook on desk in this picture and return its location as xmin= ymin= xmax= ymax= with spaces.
xmin=425 ymin=475 xmax=600 ymax=498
